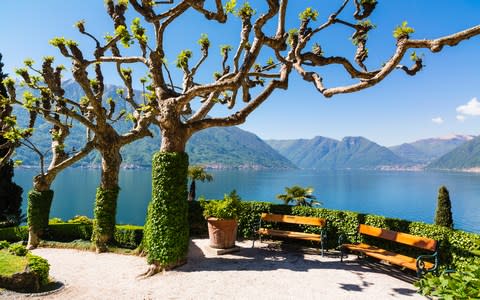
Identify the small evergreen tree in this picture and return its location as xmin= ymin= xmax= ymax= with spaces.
xmin=434 ymin=185 xmax=453 ymax=229
xmin=0 ymin=52 xmax=24 ymax=227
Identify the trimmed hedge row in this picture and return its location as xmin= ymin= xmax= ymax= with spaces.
xmin=2 ymin=202 xmax=479 ymax=270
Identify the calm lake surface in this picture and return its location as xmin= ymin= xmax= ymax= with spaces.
xmin=14 ymin=169 xmax=480 ymax=233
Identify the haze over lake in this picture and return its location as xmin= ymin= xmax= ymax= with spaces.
xmin=14 ymin=168 xmax=480 ymax=233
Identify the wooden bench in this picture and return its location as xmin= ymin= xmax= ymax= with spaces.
xmin=252 ymin=213 xmax=327 ymax=256
xmin=340 ymin=224 xmax=439 ymax=276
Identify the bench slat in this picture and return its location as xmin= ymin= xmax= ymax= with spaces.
xmin=358 ymin=224 xmax=437 ymax=251
xmin=258 ymin=228 xmax=322 ymax=242
xmin=261 ymin=213 xmax=326 ymax=227
xmin=343 ymin=243 xmax=434 ymax=271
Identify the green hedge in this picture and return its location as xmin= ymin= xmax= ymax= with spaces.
xmin=2 ymin=202 xmax=479 ymax=271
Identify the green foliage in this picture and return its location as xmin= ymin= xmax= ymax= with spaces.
xmin=197 ymin=33 xmax=210 ymax=50
xmin=237 ymin=201 xmax=272 ymax=238
xmin=44 ymin=223 xmax=92 ymax=241
xmin=26 ymin=254 xmax=50 ymax=286
xmin=68 ymin=215 xmax=93 ymax=225
xmin=114 ymin=225 xmax=143 ymax=249
xmin=23 ymin=58 xmax=34 ymax=67
xmin=415 ymin=263 xmax=480 ymax=299
xmin=0 ymin=240 xmax=10 ymax=249
xmin=236 ymin=2 xmax=255 ymax=19
xmin=220 ymin=45 xmax=232 ymax=57
xmin=8 ymin=243 xmax=27 ymax=256
xmin=435 ymin=186 xmax=454 ymax=229
xmin=276 ymin=185 xmax=320 ymax=207
xmin=143 ymin=152 xmax=189 ymax=267
xmin=115 ymin=25 xmax=132 ymax=48
xmin=200 ymin=190 xmax=242 ymax=220
xmin=188 ymin=166 xmax=213 ymax=182
xmin=175 ymin=50 xmax=192 ymax=69
xmin=131 ymin=18 xmax=147 ymax=43
xmin=27 ymin=190 xmax=54 ymax=237
xmin=393 ymin=21 xmax=415 ymax=39
xmin=0 ymin=226 xmax=28 ymax=242
xmin=299 ymin=7 xmax=318 ymax=22
xmin=224 ymin=0 xmax=236 ymax=14
xmin=361 ymin=0 xmax=377 ymax=5
xmin=92 ymin=187 xmax=119 ymax=250
xmin=287 ymin=29 xmax=298 ymax=46
xmin=410 ymin=51 xmax=422 ymax=62
xmin=0 ymin=160 xmax=24 ymax=227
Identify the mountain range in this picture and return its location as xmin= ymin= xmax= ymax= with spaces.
xmin=11 ymin=81 xmax=480 ymax=171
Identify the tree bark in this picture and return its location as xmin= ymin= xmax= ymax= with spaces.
xmin=188 ymin=180 xmax=196 ymax=202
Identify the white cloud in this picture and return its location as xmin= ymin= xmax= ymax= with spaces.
xmin=456 ymin=97 xmax=480 ymax=116
xmin=432 ymin=117 xmax=444 ymax=124
xmin=456 ymin=115 xmax=466 ymax=122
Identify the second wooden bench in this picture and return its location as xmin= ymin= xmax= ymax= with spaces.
xmin=340 ymin=224 xmax=439 ymax=276
xmin=252 ymin=213 xmax=327 ymax=256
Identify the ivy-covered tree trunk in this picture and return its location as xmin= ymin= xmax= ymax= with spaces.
xmin=143 ymin=135 xmax=189 ymax=273
xmin=27 ymin=176 xmax=54 ymax=249
xmin=92 ymin=144 xmax=122 ymax=253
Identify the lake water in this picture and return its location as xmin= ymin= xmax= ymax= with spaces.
xmin=13 ymin=169 xmax=480 ymax=234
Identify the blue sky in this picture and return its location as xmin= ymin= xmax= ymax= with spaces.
xmin=1 ymin=0 xmax=479 ymax=146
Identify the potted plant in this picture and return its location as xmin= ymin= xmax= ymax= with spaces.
xmin=199 ymin=190 xmax=242 ymax=249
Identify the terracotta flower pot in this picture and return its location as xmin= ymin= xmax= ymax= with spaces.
xmin=207 ymin=218 xmax=238 ymax=249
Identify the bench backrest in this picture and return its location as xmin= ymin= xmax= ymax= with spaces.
xmin=358 ymin=224 xmax=437 ymax=252
xmin=261 ymin=213 xmax=326 ymax=227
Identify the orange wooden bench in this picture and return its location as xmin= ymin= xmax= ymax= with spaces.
xmin=340 ymin=224 xmax=439 ymax=276
xmin=252 ymin=213 xmax=327 ymax=256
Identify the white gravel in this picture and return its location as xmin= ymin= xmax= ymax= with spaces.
xmin=3 ymin=239 xmax=426 ymax=300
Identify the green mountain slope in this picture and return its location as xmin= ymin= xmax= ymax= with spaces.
xmin=267 ymin=136 xmax=408 ymax=170
xmin=427 ymin=136 xmax=480 ymax=170
xmin=390 ymin=134 xmax=474 ymax=163
xmin=13 ymin=81 xmax=294 ymax=169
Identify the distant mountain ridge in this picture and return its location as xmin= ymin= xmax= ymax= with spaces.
xmin=389 ymin=134 xmax=474 ymax=163
xmin=427 ymin=135 xmax=480 ymax=171
xmin=267 ymin=136 xmax=409 ymax=170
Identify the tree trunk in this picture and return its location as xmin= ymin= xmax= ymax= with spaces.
xmin=188 ymin=180 xmax=196 ymax=202
xmin=92 ymin=142 xmax=122 ymax=253
xmin=27 ymin=176 xmax=53 ymax=249
xmin=142 ymin=132 xmax=189 ymax=275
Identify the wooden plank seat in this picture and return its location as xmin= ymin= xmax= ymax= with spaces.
xmin=340 ymin=224 xmax=439 ymax=276
xmin=252 ymin=213 xmax=327 ymax=256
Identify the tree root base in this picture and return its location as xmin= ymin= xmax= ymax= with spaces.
xmin=137 ymin=259 xmax=187 ymax=279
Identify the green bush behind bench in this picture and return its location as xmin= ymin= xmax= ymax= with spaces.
xmin=1 ymin=202 xmax=478 ymax=270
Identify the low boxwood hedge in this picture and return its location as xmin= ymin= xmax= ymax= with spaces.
xmin=1 ymin=202 xmax=478 ymax=271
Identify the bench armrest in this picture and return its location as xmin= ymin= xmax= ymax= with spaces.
xmin=416 ymin=252 xmax=439 ymax=276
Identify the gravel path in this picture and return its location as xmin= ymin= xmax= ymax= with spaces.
xmin=2 ymin=239 xmax=426 ymax=300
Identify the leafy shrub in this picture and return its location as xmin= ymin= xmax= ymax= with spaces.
xmin=27 ymin=254 xmax=50 ymax=286
xmin=200 ymin=190 xmax=242 ymax=220
xmin=0 ymin=226 xmax=28 ymax=242
xmin=44 ymin=223 xmax=92 ymax=242
xmin=0 ymin=240 xmax=10 ymax=249
xmin=9 ymin=244 xmax=28 ymax=256
xmin=48 ymin=217 xmax=63 ymax=224
xmin=415 ymin=261 xmax=480 ymax=298
xmin=114 ymin=225 xmax=143 ymax=249
xmin=68 ymin=215 xmax=93 ymax=225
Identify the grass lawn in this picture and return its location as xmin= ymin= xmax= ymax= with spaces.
xmin=0 ymin=249 xmax=28 ymax=276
